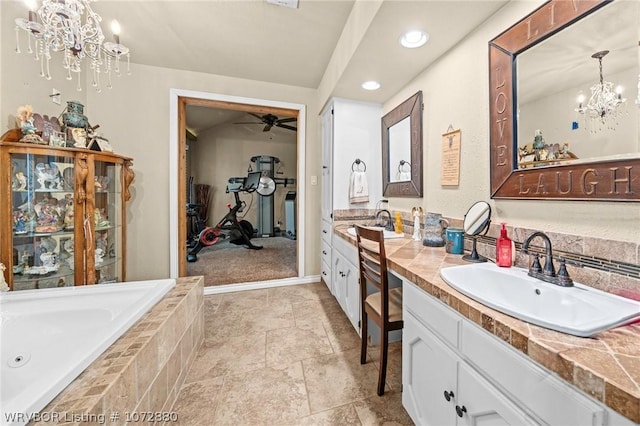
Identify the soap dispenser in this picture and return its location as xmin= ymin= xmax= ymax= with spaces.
xmin=496 ymin=223 xmax=513 ymax=267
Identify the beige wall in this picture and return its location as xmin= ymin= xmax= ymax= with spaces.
xmin=382 ymin=0 xmax=640 ymax=244
xmin=82 ymin=64 xmax=318 ymax=280
xmin=1 ymin=25 xmax=319 ymax=281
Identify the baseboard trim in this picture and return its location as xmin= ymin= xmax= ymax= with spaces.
xmin=202 ymin=275 xmax=321 ymax=295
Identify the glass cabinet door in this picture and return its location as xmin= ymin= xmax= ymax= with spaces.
xmin=10 ymin=152 xmax=78 ymax=290
xmin=92 ymin=158 xmax=122 ymax=284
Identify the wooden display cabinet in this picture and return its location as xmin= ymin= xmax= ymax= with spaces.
xmin=0 ymin=141 xmax=134 ymax=290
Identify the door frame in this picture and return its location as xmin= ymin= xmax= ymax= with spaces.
xmin=169 ymin=89 xmax=306 ymax=279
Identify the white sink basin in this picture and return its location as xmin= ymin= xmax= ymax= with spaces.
xmin=440 ymin=263 xmax=640 ymax=337
xmin=346 ymin=226 xmax=405 ymax=239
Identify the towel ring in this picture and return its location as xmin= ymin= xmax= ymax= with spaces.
xmin=352 ymin=159 xmax=367 ymax=172
xmin=398 ymin=160 xmax=411 ymax=173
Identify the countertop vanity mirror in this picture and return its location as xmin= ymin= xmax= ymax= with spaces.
xmin=489 ymin=0 xmax=640 ymax=201
xmin=382 ymin=91 xmax=423 ymax=197
xmin=462 ymin=200 xmax=491 ymax=263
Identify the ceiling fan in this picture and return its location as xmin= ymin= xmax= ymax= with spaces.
xmin=235 ymin=113 xmax=297 ymax=132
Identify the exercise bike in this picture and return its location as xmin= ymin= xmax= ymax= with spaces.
xmin=186 ymin=172 xmax=263 ymax=263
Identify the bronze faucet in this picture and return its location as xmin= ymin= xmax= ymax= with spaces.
xmin=375 ymin=209 xmax=394 ymax=232
xmin=521 ymin=231 xmax=573 ymax=287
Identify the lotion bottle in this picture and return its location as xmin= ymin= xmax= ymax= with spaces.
xmin=496 ymin=223 xmax=513 ymax=267
xmin=395 ymin=212 xmax=403 ymax=234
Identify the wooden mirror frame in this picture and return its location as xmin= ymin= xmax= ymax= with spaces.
xmin=489 ymin=0 xmax=640 ymax=201
xmin=382 ymin=91 xmax=423 ymax=197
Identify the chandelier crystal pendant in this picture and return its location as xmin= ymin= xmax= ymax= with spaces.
xmin=15 ymin=0 xmax=131 ymax=92
xmin=574 ymin=50 xmax=626 ymax=133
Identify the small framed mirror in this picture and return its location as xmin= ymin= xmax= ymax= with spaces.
xmin=382 ymin=91 xmax=423 ymax=197
xmin=462 ymin=201 xmax=492 ymax=263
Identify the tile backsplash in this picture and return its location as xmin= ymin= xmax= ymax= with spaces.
xmin=333 ymin=209 xmax=640 ymax=298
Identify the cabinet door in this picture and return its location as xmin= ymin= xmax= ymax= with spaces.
xmin=90 ymin=157 xmax=123 ymax=284
xmin=457 ymin=362 xmax=538 ymax=426
xmin=342 ymin=259 xmax=360 ymax=332
xmin=321 ymin=106 xmax=333 ymax=221
xmin=332 ymin=251 xmax=346 ymax=308
xmin=6 ymin=151 xmax=79 ymax=290
xmin=403 ymin=310 xmax=457 ymax=426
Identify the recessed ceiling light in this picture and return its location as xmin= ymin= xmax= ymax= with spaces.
xmin=400 ymin=30 xmax=429 ymax=48
xmin=362 ymin=81 xmax=381 ymax=91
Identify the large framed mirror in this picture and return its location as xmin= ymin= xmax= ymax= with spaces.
xmin=382 ymin=91 xmax=423 ymax=197
xmin=489 ymin=0 xmax=640 ymax=201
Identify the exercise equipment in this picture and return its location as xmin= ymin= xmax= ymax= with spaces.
xmin=186 ymin=172 xmax=262 ymax=263
xmin=250 ymin=155 xmax=295 ymax=237
xmin=284 ymin=191 xmax=296 ymax=239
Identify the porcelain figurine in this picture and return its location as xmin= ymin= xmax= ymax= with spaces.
xmin=13 ymin=172 xmax=27 ymax=191
xmin=411 ymin=206 xmax=423 ymax=241
xmin=0 ymin=263 xmax=9 ymax=292
xmin=35 ymin=162 xmax=63 ymax=190
xmin=532 ymin=129 xmax=545 ymax=150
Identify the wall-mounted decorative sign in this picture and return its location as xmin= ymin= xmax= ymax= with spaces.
xmin=441 ymin=128 xmax=461 ymax=186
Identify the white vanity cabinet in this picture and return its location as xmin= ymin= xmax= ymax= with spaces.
xmin=402 ymin=280 xmax=612 ymax=426
xmin=320 ymin=98 xmax=381 ymax=293
xmin=332 ymin=234 xmax=360 ymax=332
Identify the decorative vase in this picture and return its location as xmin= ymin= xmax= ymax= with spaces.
xmin=422 ymin=212 xmax=449 ymax=247
xmin=62 ymin=101 xmax=88 ymax=129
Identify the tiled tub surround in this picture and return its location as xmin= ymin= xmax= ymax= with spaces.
xmin=30 ymin=276 xmax=204 ymax=425
xmin=333 ymin=225 xmax=640 ymax=423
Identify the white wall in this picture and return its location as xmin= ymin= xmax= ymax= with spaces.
xmin=383 ymin=0 xmax=640 ymax=244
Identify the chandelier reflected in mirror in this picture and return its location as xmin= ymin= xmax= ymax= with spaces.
xmin=14 ymin=0 xmax=131 ymax=92
xmin=574 ymin=50 xmax=626 ymax=133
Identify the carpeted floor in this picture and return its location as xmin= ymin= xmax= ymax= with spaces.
xmin=186 ymin=237 xmax=297 ymax=286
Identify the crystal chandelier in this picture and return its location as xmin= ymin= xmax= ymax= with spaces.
xmin=574 ymin=50 xmax=626 ymax=133
xmin=14 ymin=0 xmax=130 ymax=92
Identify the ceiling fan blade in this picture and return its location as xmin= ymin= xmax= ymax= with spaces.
xmin=263 ymin=124 xmax=272 ymax=132
xmin=276 ymin=123 xmax=297 ymax=131
xmin=248 ymin=112 xmax=264 ymax=121
xmin=277 ymin=117 xmax=297 ymax=124
xmin=233 ymin=121 xmax=263 ymax=125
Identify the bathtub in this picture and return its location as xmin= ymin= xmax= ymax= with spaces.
xmin=0 ymin=279 xmax=176 ymax=426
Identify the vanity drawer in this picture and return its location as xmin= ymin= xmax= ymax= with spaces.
xmin=321 ymin=259 xmax=331 ymax=289
xmin=332 ymin=232 xmax=357 ymax=263
xmin=403 ymin=280 xmax=460 ymax=349
xmin=321 ymin=240 xmax=331 ymax=266
xmin=460 ymin=321 xmax=605 ymax=426
xmin=321 ymin=219 xmax=332 ymax=244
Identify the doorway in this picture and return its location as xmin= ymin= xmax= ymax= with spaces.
xmin=169 ymin=89 xmax=306 ymax=286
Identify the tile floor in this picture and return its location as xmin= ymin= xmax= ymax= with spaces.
xmin=171 ymin=282 xmax=413 ymax=425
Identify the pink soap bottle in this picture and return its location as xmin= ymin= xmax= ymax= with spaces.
xmin=496 ymin=223 xmax=513 ymax=267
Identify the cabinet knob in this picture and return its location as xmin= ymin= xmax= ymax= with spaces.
xmin=443 ymin=390 xmax=454 ymax=402
xmin=455 ymin=405 xmax=467 ymax=418
xmin=322 ymin=250 xmax=327 ymax=255
xmin=322 ymin=271 xmax=327 ymax=276
xmin=323 ymin=230 xmax=327 ymax=234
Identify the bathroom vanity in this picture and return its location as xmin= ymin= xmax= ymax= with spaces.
xmin=332 ymin=228 xmax=639 ymax=425
xmin=0 ymin=141 xmax=134 ymax=290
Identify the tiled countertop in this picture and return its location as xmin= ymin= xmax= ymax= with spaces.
xmin=334 ymin=228 xmax=640 ymax=423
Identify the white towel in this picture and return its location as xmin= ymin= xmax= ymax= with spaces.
xmin=398 ymin=171 xmax=411 ymax=181
xmin=349 ymin=171 xmax=369 ymax=204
